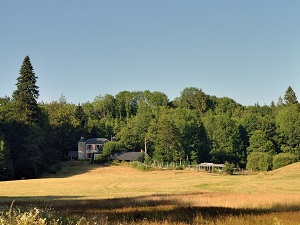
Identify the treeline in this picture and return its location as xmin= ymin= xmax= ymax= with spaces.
xmin=0 ymin=56 xmax=299 ymax=180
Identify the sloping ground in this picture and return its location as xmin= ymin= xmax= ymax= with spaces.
xmin=253 ymin=162 xmax=300 ymax=192
xmin=1 ymin=162 xmax=300 ymax=202
xmin=267 ymin=162 xmax=300 ymax=177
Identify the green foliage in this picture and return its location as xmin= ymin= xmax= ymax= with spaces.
xmin=94 ymin=141 xmax=124 ymax=163
xmin=75 ymin=104 xmax=88 ymax=133
xmin=95 ymin=154 xmax=108 ymax=163
xmin=110 ymin=160 xmax=120 ymax=166
xmin=103 ymin=141 xmax=122 ymax=156
xmin=144 ymin=154 xmax=152 ymax=164
xmin=276 ymin=104 xmax=300 ymax=156
xmin=247 ymin=130 xmax=275 ymax=154
xmin=2 ymin=58 xmax=300 ymax=181
xmin=203 ymin=114 xmax=244 ymax=164
xmin=145 ymin=90 xmax=169 ymax=107
xmin=273 ymin=153 xmax=298 ymax=170
xmin=178 ymin=87 xmax=210 ymax=114
xmin=41 ymin=101 xmax=79 ymax=160
xmin=0 ymin=134 xmax=13 ymax=180
xmin=93 ymin=94 xmax=116 ymax=119
xmin=223 ymin=161 xmax=235 ymax=175
xmin=130 ymin=161 xmax=150 ymax=171
xmin=172 ymin=108 xmax=210 ymax=163
xmin=211 ymin=96 xmax=242 ymax=117
xmin=12 ymin=56 xmax=40 ymax=124
xmin=246 ymin=152 xmax=273 ymax=171
xmin=148 ymin=114 xmax=184 ymax=163
xmin=284 ymin=86 xmax=298 ymax=105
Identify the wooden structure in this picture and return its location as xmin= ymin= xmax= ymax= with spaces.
xmin=198 ymin=162 xmax=224 ymax=172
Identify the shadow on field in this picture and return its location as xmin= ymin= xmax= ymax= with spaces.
xmin=2 ymin=194 xmax=300 ymax=224
xmin=0 ymin=195 xmax=82 ymax=204
xmin=43 ymin=161 xmax=110 ymax=178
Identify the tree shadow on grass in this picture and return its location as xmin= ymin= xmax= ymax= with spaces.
xmin=1 ymin=194 xmax=300 ymax=224
xmin=42 ymin=161 xmax=110 ymax=178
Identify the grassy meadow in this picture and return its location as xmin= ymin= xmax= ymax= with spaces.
xmin=1 ymin=161 xmax=300 ymax=224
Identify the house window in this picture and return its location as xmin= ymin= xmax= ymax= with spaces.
xmin=87 ymin=145 xmax=95 ymax=150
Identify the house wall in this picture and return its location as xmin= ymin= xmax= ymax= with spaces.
xmin=78 ymin=141 xmax=86 ymax=160
xmin=78 ymin=138 xmax=107 ymax=160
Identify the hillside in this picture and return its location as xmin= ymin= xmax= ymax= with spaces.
xmin=267 ymin=162 xmax=300 ymax=177
xmin=1 ymin=162 xmax=300 ymax=204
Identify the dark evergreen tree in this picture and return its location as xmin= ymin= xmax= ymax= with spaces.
xmin=10 ymin=56 xmax=44 ymax=178
xmin=75 ymin=104 xmax=88 ymax=133
xmin=284 ymin=86 xmax=298 ymax=105
xmin=12 ymin=56 xmax=40 ymax=124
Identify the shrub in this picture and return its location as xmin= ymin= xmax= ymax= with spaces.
xmin=273 ymin=153 xmax=298 ymax=170
xmin=144 ymin=154 xmax=152 ymax=165
xmin=110 ymin=160 xmax=119 ymax=166
xmin=94 ymin=154 xmax=108 ymax=163
xmin=130 ymin=161 xmax=150 ymax=171
xmin=175 ymin=165 xmax=184 ymax=170
xmin=223 ymin=161 xmax=235 ymax=175
xmin=246 ymin=152 xmax=273 ymax=171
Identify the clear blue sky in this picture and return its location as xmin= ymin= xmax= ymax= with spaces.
xmin=1 ymin=1 xmax=300 ymax=106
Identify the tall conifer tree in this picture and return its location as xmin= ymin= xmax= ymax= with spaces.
xmin=10 ymin=56 xmax=43 ymax=178
xmin=284 ymin=86 xmax=298 ymax=105
xmin=12 ymin=55 xmax=39 ymax=124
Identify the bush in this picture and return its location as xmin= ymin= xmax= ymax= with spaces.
xmin=246 ymin=152 xmax=273 ymax=171
xmin=110 ymin=160 xmax=119 ymax=166
xmin=130 ymin=161 xmax=150 ymax=171
xmin=175 ymin=165 xmax=184 ymax=170
xmin=273 ymin=153 xmax=298 ymax=170
xmin=144 ymin=154 xmax=152 ymax=165
xmin=94 ymin=154 xmax=108 ymax=163
xmin=223 ymin=161 xmax=235 ymax=175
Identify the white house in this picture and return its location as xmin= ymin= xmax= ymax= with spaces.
xmin=78 ymin=137 xmax=108 ymax=160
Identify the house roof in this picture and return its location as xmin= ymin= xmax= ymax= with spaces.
xmin=113 ymin=152 xmax=143 ymax=161
xmin=85 ymin=138 xmax=108 ymax=145
xmin=198 ymin=162 xmax=224 ymax=168
xmin=68 ymin=151 xmax=78 ymax=158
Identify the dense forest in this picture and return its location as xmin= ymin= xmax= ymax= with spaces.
xmin=0 ymin=56 xmax=299 ymax=180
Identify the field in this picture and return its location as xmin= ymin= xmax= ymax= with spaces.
xmin=1 ymin=161 xmax=300 ymax=224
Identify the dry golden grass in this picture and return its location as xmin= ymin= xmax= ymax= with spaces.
xmin=1 ymin=161 xmax=300 ymax=201
xmin=1 ymin=162 xmax=300 ymax=224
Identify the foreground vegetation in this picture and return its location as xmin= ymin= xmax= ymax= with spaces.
xmin=1 ymin=196 xmax=300 ymax=225
xmin=1 ymin=162 xmax=300 ymax=224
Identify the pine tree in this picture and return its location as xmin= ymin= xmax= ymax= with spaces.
xmin=10 ymin=56 xmax=43 ymax=178
xmin=12 ymin=56 xmax=39 ymax=124
xmin=284 ymin=86 xmax=298 ymax=105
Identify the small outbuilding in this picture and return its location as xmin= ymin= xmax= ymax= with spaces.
xmin=113 ymin=152 xmax=143 ymax=162
xmin=198 ymin=162 xmax=224 ymax=172
xmin=67 ymin=151 xmax=78 ymax=160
